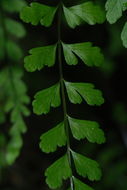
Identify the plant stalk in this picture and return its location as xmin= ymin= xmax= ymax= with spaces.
xmin=57 ymin=2 xmax=74 ymax=190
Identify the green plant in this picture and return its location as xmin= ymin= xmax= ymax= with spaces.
xmin=0 ymin=0 xmax=29 ymax=168
xmin=20 ymin=1 xmax=106 ymax=189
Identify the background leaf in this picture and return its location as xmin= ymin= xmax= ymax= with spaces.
xmin=5 ymin=18 xmax=26 ymax=38
xmin=121 ymin=22 xmax=127 ymax=48
xmin=1 ymin=0 xmax=27 ymax=13
xmin=105 ymin=0 xmax=127 ymax=24
xmin=6 ymin=40 xmax=23 ymax=61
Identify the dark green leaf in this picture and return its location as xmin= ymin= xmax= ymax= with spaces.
xmin=20 ymin=2 xmax=57 ymax=26
xmin=24 ymin=44 xmax=57 ymax=72
xmin=33 ymin=83 xmax=61 ymax=115
xmin=65 ymin=81 xmax=104 ymax=106
xmin=62 ymin=42 xmax=104 ymax=67
xmin=71 ymin=151 xmax=102 ymax=181
xmin=40 ymin=122 xmax=67 ymax=153
xmin=68 ymin=116 xmax=105 ymax=144
xmin=45 ymin=155 xmax=72 ymax=189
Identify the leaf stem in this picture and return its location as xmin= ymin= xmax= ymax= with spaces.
xmin=58 ymin=2 xmax=74 ymax=190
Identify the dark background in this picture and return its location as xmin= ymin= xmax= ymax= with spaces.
xmin=0 ymin=0 xmax=127 ymax=190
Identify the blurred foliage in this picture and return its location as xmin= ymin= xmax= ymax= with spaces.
xmin=0 ymin=0 xmax=30 ymax=174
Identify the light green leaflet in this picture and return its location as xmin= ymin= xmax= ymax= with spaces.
xmin=105 ymin=0 xmax=127 ymax=48
xmin=71 ymin=151 xmax=102 ymax=181
xmin=121 ymin=22 xmax=127 ymax=48
xmin=68 ymin=117 xmax=105 ymax=144
xmin=63 ymin=1 xmax=105 ymax=28
xmin=73 ymin=177 xmax=94 ymax=190
xmin=33 ymin=83 xmax=61 ymax=115
xmin=40 ymin=122 xmax=67 ymax=153
xmin=64 ymin=81 xmax=104 ymax=106
xmin=24 ymin=44 xmax=57 ymax=72
xmin=45 ymin=154 xmax=72 ymax=189
xmin=5 ymin=18 xmax=26 ymax=38
xmin=105 ymin=0 xmax=127 ymax=24
xmin=62 ymin=42 xmax=104 ymax=67
xmin=20 ymin=2 xmax=57 ymax=26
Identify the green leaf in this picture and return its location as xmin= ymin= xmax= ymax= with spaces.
xmin=6 ymin=40 xmax=23 ymax=61
xmin=1 ymin=0 xmax=27 ymax=13
xmin=40 ymin=122 xmax=67 ymax=153
xmin=68 ymin=117 xmax=105 ymax=144
xmin=121 ymin=22 xmax=127 ymax=48
xmin=24 ymin=44 xmax=57 ymax=72
xmin=64 ymin=81 xmax=104 ymax=106
xmin=45 ymin=155 xmax=72 ymax=189
xmin=20 ymin=2 xmax=57 ymax=27
xmin=71 ymin=151 xmax=102 ymax=181
xmin=63 ymin=2 xmax=105 ymax=28
xmin=105 ymin=0 xmax=127 ymax=24
xmin=73 ymin=177 xmax=94 ymax=190
xmin=33 ymin=83 xmax=61 ymax=115
xmin=62 ymin=42 xmax=104 ymax=67
xmin=5 ymin=18 xmax=26 ymax=38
